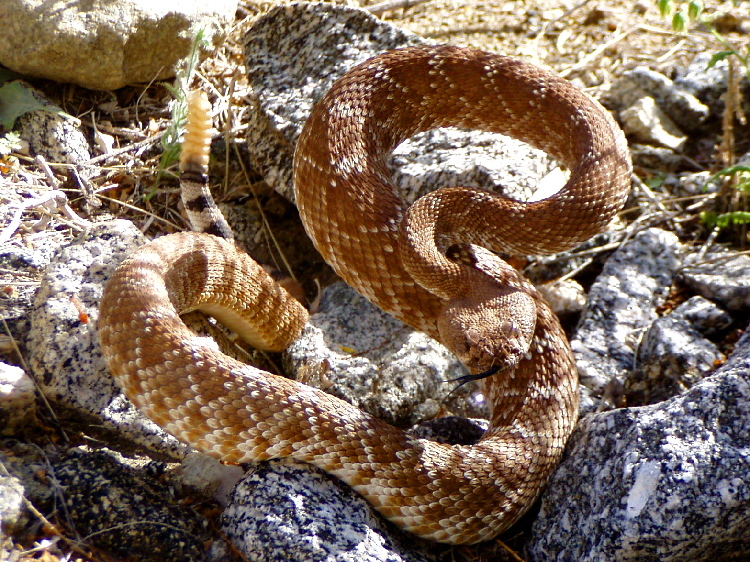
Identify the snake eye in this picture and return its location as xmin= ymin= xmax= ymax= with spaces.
xmin=500 ymin=320 xmax=519 ymax=338
xmin=465 ymin=327 xmax=481 ymax=347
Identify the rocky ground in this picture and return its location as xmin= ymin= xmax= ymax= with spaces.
xmin=1 ymin=0 xmax=749 ymax=561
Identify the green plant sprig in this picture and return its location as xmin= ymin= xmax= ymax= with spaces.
xmin=146 ymin=29 xmax=210 ymax=199
xmin=654 ymin=0 xmax=749 ymax=242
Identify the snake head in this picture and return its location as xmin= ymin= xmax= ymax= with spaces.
xmin=437 ymin=291 xmax=536 ymax=376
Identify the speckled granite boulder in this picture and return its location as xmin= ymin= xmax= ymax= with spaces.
xmin=222 ymin=459 xmax=436 ymax=562
xmin=528 ymin=327 xmax=750 ymax=561
xmin=244 ymin=2 xmax=559 ymax=203
xmin=26 ymin=220 xmax=188 ymax=459
xmin=681 ymin=251 xmax=750 ymax=312
xmin=16 ymin=94 xmax=91 ymax=165
xmin=52 ymin=448 xmax=209 ymax=561
xmin=571 ymin=228 xmax=683 ymax=412
xmin=0 ymin=461 xmax=27 ymax=538
xmin=0 ymin=362 xmax=38 ymax=434
xmin=610 ymin=67 xmax=709 ymax=132
xmin=284 ymin=282 xmax=488 ymax=429
xmin=619 ymin=96 xmax=687 ymax=151
xmin=0 ymin=0 xmax=237 ymax=90
xmin=624 ymin=296 xmax=731 ymax=405
xmin=674 ymin=51 xmax=750 ymax=119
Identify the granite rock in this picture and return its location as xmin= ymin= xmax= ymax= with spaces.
xmin=284 ymin=281 xmax=488 ymax=429
xmin=674 ymin=51 xmax=750 ymax=119
xmin=0 ymin=362 xmax=37 ymax=435
xmin=26 ymin=220 xmax=188 ymax=460
xmin=16 ymin=98 xmax=91 ymax=166
xmin=244 ymin=2 xmax=560 ymax=204
xmin=616 ymin=67 xmax=709 ymax=131
xmin=0 ymin=0 xmax=237 ymax=90
xmin=52 ymin=448 xmax=209 ymax=561
xmin=222 ymin=459 xmax=436 ymax=562
xmin=681 ymin=251 xmax=750 ymax=313
xmin=529 ymin=326 xmax=750 ymax=561
xmin=619 ymin=96 xmax=687 ymax=151
xmin=624 ymin=296 xmax=730 ymax=406
xmin=571 ymin=228 xmax=683 ymax=412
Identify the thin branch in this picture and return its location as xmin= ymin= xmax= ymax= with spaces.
xmin=365 ymin=0 xmax=432 ymax=16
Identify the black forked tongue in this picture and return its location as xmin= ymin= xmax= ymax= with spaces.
xmin=444 ymin=364 xmax=501 ymax=395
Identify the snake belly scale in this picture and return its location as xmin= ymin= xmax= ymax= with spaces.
xmin=99 ymin=45 xmax=631 ymax=544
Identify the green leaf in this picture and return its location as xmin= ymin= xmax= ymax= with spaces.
xmin=718 ymin=211 xmax=750 ymax=227
xmin=708 ymin=50 xmax=734 ymax=68
xmin=672 ymin=10 xmax=687 ymax=32
xmin=704 ymin=165 xmax=750 ymax=193
xmin=688 ymin=0 xmax=702 ymax=20
xmin=658 ymin=0 xmax=672 ymax=17
xmin=0 ymin=81 xmax=53 ymax=129
xmin=703 ymin=210 xmax=750 ymax=229
xmin=699 ymin=210 xmax=718 ymax=229
xmin=645 ymin=176 xmax=665 ymax=189
xmin=715 ymin=165 xmax=750 ymax=176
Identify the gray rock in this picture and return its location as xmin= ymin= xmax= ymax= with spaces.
xmin=244 ymin=2 xmax=420 ymax=201
xmin=284 ymin=282 xmax=487 ymax=428
xmin=536 ymin=278 xmax=587 ymax=316
xmin=572 ymin=228 xmax=683 ymax=412
xmin=528 ymin=325 xmax=750 ymax=561
xmin=669 ymin=294 xmax=735 ymax=337
xmin=221 ymin=459 xmax=436 ymax=562
xmin=608 ymin=65 xmax=712 ymax=154
xmin=0 ymin=183 xmax=72 ymax=278
xmin=179 ymin=452 xmax=244 ymax=507
xmin=17 ymin=100 xmax=91 ymax=165
xmin=677 ymin=170 xmax=721 ymax=196
xmin=530 ymin=229 xmax=630 ymax=285
xmin=628 ymin=143 xmax=684 ymax=173
xmin=625 ymin=296 xmax=728 ymax=406
xmin=0 ymin=0 xmax=236 ymax=90
xmin=619 ymin=96 xmax=687 ymax=151
xmin=390 ymin=128 xmax=560 ymax=205
xmin=0 ymin=465 xmax=26 ymax=538
xmin=52 ymin=448 xmax=209 ymax=561
xmin=244 ymin=2 xmax=558 ymax=203
xmin=680 ymin=251 xmax=750 ymax=312
xmin=619 ymin=67 xmax=709 ymax=131
xmin=0 ymin=362 xmax=37 ymax=435
xmin=26 ymin=220 xmax=188 ymax=460
xmin=0 ymin=440 xmax=54 ymax=517
xmin=674 ymin=51 xmax=750 ymax=119
xmin=409 ymin=416 xmax=488 ymax=445
xmin=0 ymin=185 xmax=92 ymax=406
xmin=0 ymin=440 xmax=57 ymax=556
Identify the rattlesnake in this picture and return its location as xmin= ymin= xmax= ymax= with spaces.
xmin=98 ymin=45 xmax=632 ymax=544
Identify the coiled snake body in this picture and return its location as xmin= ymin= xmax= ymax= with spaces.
xmin=99 ymin=45 xmax=631 ymax=544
